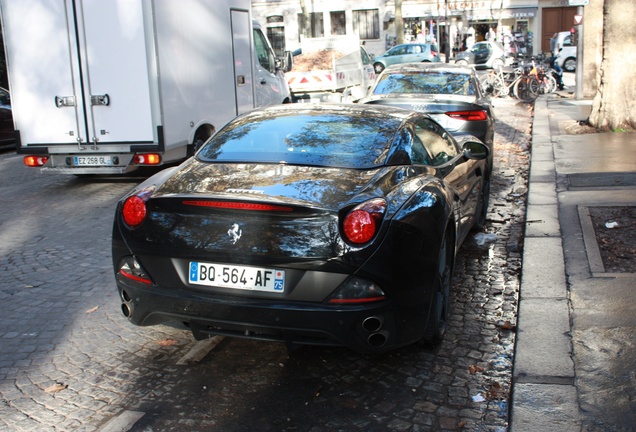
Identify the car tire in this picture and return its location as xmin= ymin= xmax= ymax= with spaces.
xmin=455 ymin=59 xmax=469 ymax=66
xmin=472 ymin=177 xmax=490 ymax=231
xmin=373 ymin=62 xmax=385 ymax=74
xmin=563 ymin=57 xmax=576 ymax=72
xmin=421 ymin=228 xmax=454 ymax=345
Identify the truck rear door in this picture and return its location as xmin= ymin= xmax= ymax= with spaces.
xmin=1 ymin=0 xmax=154 ymax=150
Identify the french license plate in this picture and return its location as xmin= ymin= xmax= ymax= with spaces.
xmin=74 ymin=155 xmax=113 ymax=166
xmin=188 ymin=262 xmax=285 ymax=293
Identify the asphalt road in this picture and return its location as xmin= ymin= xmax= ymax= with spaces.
xmin=0 ymin=96 xmax=533 ymax=431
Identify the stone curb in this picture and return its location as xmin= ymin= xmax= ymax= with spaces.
xmin=510 ymin=95 xmax=582 ymax=432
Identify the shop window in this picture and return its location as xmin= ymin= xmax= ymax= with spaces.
xmin=331 ymin=11 xmax=346 ymax=35
xmin=353 ymin=9 xmax=379 ymax=40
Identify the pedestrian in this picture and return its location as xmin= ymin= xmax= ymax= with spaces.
xmin=550 ymin=33 xmax=558 ymax=55
xmin=488 ymin=27 xmax=496 ymax=42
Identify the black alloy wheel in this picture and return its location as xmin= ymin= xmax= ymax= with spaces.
xmin=473 ymin=177 xmax=490 ymax=231
xmin=422 ymin=228 xmax=455 ymax=345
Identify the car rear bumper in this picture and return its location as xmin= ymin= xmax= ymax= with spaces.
xmin=116 ymin=275 xmax=426 ymax=354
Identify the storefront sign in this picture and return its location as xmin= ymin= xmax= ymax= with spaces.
xmin=438 ymin=2 xmax=537 ymax=20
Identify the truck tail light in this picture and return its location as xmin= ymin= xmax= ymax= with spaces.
xmin=133 ymin=153 xmax=161 ymax=165
xmin=24 ymin=156 xmax=48 ymax=167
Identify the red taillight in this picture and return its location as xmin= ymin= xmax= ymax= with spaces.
xmin=122 ymin=196 xmax=147 ymax=227
xmin=445 ymin=110 xmax=488 ymax=121
xmin=431 ymin=50 xmax=438 ymax=57
xmin=342 ymin=199 xmax=386 ymax=244
xmin=133 ymin=153 xmax=161 ymax=165
xmin=343 ymin=210 xmax=376 ymax=244
xmin=183 ymin=200 xmax=293 ymax=212
xmin=24 ymin=155 xmax=48 ymax=167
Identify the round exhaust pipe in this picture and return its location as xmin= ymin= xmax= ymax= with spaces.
xmin=362 ymin=316 xmax=384 ymax=333
xmin=121 ymin=290 xmax=133 ymax=317
xmin=121 ymin=302 xmax=132 ymax=318
xmin=367 ymin=331 xmax=389 ymax=348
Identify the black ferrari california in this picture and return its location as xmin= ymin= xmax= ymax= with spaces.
xmin=112 ymin=104 xmax=490 ymax=353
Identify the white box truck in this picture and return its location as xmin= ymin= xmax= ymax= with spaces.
xmin=286 ymin=35 xmax=375 ymax=103
xmin=0 ymin=0 xmax=292 ymax=174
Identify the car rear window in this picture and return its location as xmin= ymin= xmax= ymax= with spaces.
xmin=197 ymin=112 xmax=401 ymax=169
xmin=373 ymin=71 xmax=475 ymax=96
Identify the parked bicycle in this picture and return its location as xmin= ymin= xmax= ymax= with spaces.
xmin=480 ymin=57 xmax=554 ymax=103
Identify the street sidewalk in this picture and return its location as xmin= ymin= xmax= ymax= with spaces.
xmin=510 ymin=93 xmax=636 ymax=431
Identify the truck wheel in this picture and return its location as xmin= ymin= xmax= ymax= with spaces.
xmin=187 ymin=128 xmax=213 ymax=157
xmin=373 ymin=62 xmax=385 ymax=74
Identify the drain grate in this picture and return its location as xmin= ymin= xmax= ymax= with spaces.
xmin=568 ymin=172 xmax=636 ymax=188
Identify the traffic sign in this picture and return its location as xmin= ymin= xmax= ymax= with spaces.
xmin=574 ymin=15 xmax=583 ymax=25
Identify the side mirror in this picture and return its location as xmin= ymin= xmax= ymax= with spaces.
xmin=462 ymin=141 xmax=489 ymax=160
xmin=281 ymin=51 xmax=293 ymax=72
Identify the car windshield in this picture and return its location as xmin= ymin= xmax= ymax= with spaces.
xmin=373 ymin=71 xmax=475 ymax=96
xmin=197 ymin=112 xmax=400 ymax=169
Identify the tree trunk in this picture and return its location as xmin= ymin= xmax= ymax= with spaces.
xmin=588 ymin=0 xmax=636 ymax=131
xmin=395 ymin=0 xmax=404 ymax=45
xmin=299 ymin=0 xmax=311 ymax=39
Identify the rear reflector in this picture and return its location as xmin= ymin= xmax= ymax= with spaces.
xmin=445 ymin=110 xmax=488 ymax=121
xmin=24 ymin=156 xmax=48 ymax=167
xmin=120 ymin=268 xmax=152 ymax=285
xmin=182 ymin=200 xmax=293 ymax=212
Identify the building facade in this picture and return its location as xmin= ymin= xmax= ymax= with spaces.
xmin=252 ymin=0 xmax=580 ymax=60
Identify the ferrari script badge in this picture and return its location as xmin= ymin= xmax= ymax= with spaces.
xmin=227 ymin=223 xmax=242 ymax=244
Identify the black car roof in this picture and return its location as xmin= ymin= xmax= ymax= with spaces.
xmin=238 ymin=102 xmax=419 ymax=122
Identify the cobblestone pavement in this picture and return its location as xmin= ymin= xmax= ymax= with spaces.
xmin=0 ymin=97 xmax=533 ymax=432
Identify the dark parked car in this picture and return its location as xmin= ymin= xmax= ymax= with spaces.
xmin=112 ymin=104 xmax=490 ymax=353
xmin=0 ymin=87 xmax=15 ymax=147
xmin=373 ymin=43 xmax=440 ymax=74
xmin=359 ymin=63 xmax=495 ymax=178
xmin=455 ymin=41 xmax=506 ymax=69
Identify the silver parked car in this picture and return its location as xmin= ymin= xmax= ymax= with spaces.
xmin=372 ymin=43 xmax=440 ymax=74
xmin=359 ymin=63 xmax=495 ymax=181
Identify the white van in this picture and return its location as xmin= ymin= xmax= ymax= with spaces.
xmin=0 ymin=0 xmax=292 ymax=174
xmin=554 ymin=31 xmax=577 ymax=72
